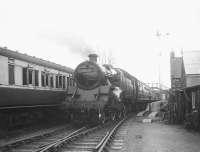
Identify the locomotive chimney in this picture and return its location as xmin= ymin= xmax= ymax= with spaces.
xmin=88 ymin=54 xmax=98 ymax=63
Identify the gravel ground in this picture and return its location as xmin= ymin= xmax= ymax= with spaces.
xmin=123 ymin=116 xmax=200 ymax=152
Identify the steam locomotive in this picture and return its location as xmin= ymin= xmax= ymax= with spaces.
xmin=66 ymin=54 xmax=160 ymax=123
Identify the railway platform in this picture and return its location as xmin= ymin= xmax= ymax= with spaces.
xmin=123 ymin=116 xmax=200 ymax=152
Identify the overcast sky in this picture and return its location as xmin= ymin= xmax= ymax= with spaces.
xmin=0 ymin=0 xmax=200 ymax=87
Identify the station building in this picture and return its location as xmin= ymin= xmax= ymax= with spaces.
xmin=183 ymin=51 xmax=200 ymax=87
xmin=169 ymin=51 xmax=200 ymax=130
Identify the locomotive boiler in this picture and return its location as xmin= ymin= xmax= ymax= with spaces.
xmin=66 ymin=54 xmax=159 ymax=123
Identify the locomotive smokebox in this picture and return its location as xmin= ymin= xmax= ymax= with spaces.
xmin=74 ymin=54 xmax=105 ymax=90
xmin=88 ymin=54 xmax=98 ymax=63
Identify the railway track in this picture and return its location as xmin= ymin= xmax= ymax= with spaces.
xmin=0 ymin=124 xmax=86 ymax=152
xmin=40 ymin=117 xmax=128 ymax=152
xmin=63 ymin=118 xmax=128 ymax=152
xmin=100 ymin=118 xmax=129 ymax=152
xmin=1 ymin=116 xmax=130 ymax=152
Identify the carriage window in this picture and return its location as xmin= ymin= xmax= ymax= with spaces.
xmin=67 ymin=77 xmax=70 ymax=86
xmin=50 ymin=75 xmax=54 ymax=88
xmin=59 ymin=75 xmax=62 ymax=88
xmin=55 ymin=75 xmax=58 ymax=88
xmin=41 ymin=72 xmax=46 ymax=87
xmin=34 ymin=70 xmax=39 ymax=86
xmin=63 ymin=76 xmax=66 ymax=88
xmin=23 ymin=68 xmax=28 ymax=85
xmin=28 ymin=69 xmax=33 ymax=84
xmin=8 ymin=64 xmax=15 ymax=85
xmin=46 ymin=73 xmax=49 ymax=86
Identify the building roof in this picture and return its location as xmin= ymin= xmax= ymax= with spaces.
xmin=186 ymin=74 xmax=200 ymax=87
xmin=184 ymin=84 xmax=200 ymax=91
xmin=0 ymin=47 xmax=73 ymax=74
xmin=183 ymin=51 xmax=200 ymax=74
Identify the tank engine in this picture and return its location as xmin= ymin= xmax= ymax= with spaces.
xmin=66 ymin=54 xmax=159 ymax=123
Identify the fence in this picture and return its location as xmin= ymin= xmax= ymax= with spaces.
xmin=168 ymin=87 xmax=200 ymax=131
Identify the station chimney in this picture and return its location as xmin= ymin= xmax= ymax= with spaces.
xmin=88 ymin=54 xmax=98 ymax=63
xmin=170 ymin=51 xmax=175 ymax=59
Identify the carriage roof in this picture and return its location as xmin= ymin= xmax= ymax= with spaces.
xmin=0 ymin=47 xmax=73 ymax=74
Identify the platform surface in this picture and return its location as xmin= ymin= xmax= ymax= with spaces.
xmin=123 ymin=116 xmax=200 ymax=152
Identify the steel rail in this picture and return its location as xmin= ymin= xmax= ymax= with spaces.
xmin=0 ymin=125 xmax=86 ymax=152
xmin=37 ymin=125 xmax=100 ymax=152
xmin=0 ymin=125 xmax=70 ymax=150
xmin=94 ymin=117 xmax=127 ymax=152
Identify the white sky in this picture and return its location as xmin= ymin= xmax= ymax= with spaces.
xmin=0 ymin=0 xmax=200 ymax=87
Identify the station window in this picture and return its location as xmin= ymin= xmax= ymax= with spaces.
xmin=34 ymin=70 xmax=39 ymax=86
xmin=23 ymin=68 xmax=28 ymax=85
xmin=8 ymin=64 xmax=15 ymax=85
xmin=41 ymin=72 xmax=46 ymax=87
xmin=192 ymin=92 xmax=196 ymax=109
xmin=63 ymin=76 xmax=66 ymax=88
xmin=28 ymin=69 xmax=33 ymax=84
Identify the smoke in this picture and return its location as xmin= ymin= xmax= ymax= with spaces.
xmin=43 ymin=33 xmax=95 ymax=58
xmin=40 ymin=33 xmax=116 ymax=63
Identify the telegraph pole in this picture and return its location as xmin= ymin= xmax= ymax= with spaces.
xmin=156 ymin=30 xmax=162 ymax=90
xmin=155 ymin=30 xmax=170 ymax=90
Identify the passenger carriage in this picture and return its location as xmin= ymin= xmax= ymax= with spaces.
xmin=0 ymin=47 xmax=74 ymax=128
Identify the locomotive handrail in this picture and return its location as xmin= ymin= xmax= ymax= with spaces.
xmin=72 ymin=87 xmax=78 ymax=99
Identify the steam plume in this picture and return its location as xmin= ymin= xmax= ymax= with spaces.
xmin=53 ymin=35 xmax=94 ymax=58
